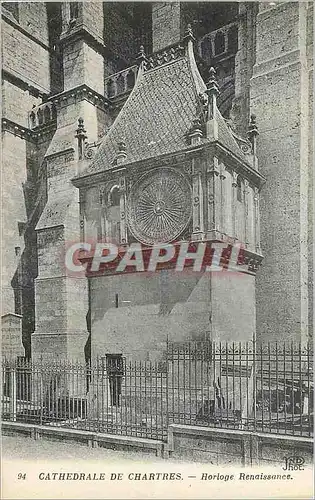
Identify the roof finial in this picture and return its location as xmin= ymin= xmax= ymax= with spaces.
xmin=75 ymin=117 xmax=87 ymax=160
xmin=205 ymin=67 xmax=220 ymax=120
xmin=248 ymin=114 xmax=259 ymax=156
xmin=183 ymin=23 xmax=195 ymax=44
xmin=136 ymin=45 xmax=148 ymax=70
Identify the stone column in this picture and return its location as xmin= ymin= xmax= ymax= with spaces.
xmin=119 ymin=172 xmax=128 ymax=245
xmin=253 ymin=187 xmax=261 ymax=254
xmin=244 ymin=179 xmax=249 ymax=247
xmin=251 ymin=1 xmax=313 ymax=342
xmin=206 ymin=157 xmax=221 ymax=239
xmin=231 ymin=171 xmax=238 ymax=240
xmin=219 ymin=163 xmax=226 ymax=236
xmin=192 ymin=162 xmax=204 ymax=240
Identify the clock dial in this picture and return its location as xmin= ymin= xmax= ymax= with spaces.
xmin=127 ymin=168 xmax=192 ymax=245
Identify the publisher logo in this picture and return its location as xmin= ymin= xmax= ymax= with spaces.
xmin=282 ymin=456 xmax=305 ymax=471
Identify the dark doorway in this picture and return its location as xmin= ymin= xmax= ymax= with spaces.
xmin=105 ymin=354 xmax=124 ymax=407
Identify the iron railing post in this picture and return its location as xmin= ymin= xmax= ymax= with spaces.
xmin=9 ymin=366 xmax=17 ymax=422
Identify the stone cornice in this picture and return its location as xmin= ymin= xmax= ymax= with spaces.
xmin=2 ymin=118 xmax=56 ymax=143
xmin=72 ymin=145 xmax=204 ymax=188
xmin=2 ymin=118 xmax=35 ymax=142
xmin=72 ymin=138 xmax=265 ymax=191
xmin=211 ymin=142 xmax=265 ymax=189
xmin=51 ymin=85 xmax=110 ymax=111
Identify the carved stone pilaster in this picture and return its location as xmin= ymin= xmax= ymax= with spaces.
xmin=79 ymin=189 xmax=86 ymax=241
xmin=231 ymin=171 xmax=238 ymax=239
xmin=254 ymin=187 xmax=261 ymax=253
xmin=99 ymin=184 xmax=108 ymax=239
xmin=192 ymin=163 xmax=204 ymax=240
xmin=244 ymin=179 xmax=250 ymax=246
xmin=119 ymin=173 xmax=128 ymax=244
xmin=206 ymin=157 xmax=221 ymax=236
xmin=220 ymin=163 xmax=226 ymax=236
xmin=246 ymin=184 xmax=255 ymax=250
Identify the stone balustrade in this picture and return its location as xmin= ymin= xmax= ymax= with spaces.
xmin=198 ymin=22 xmax=238 ymax=61
xmin=105 ymin=65 xmax=138 ymax=99
xmin=28 ymin=102 xmax=57 ymax=130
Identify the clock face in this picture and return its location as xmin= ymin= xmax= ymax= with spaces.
xmin=127 ymin=168 xmax=192 ymax=245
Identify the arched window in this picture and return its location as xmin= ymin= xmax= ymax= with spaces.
xmin=37 ymin=109 xmax=43 ymax=126
xmin=30 ymin=112 xmax=36 ymax=128
xmin=237 ymin=176 xmax=243 ymax=202
xmin=51 ymin=106 xmax=57 ymax=121
xmin=107 ymin=186 xmax=121 ymax=243
xmin=44 ymin=106 xmax=51 ymax=123
xmin=106 ymin=79 xmax=115 ymax=98
xmin=214 ymin=31 xmax=225 ymax=56
xmin=109 ymin=186 xmax=120 ymax=207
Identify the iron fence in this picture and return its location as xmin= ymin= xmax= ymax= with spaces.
xmin=1 ymin=342 xmax=313 ymax=440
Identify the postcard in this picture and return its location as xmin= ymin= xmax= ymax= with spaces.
xmin=1 ymin=0 xmax=313 ymax=499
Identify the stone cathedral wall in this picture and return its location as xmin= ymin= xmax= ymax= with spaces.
xmin=1 ymin=2 xmax=313 ymax=363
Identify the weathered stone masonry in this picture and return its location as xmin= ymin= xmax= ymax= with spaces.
xmin=1 ymin=2 xmax=313 ymax=364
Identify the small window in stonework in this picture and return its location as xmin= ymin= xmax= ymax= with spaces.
xmin=106 ymin=79 xmax=115 ymax=98
xmin=69 ymin=2 xmax=79 ymax=20
xmin=3 ymin=2 xmax=19 ymax=22
xmin=37 ymin=109 xmax=43 ymax=126
xmin=109 ymin=186 xmax=120 ymax=207
xmin=214 ymin=31 xmax=225 ymax=56
xmin=30 ymin=112 xmax=36 ymax=128
xmin=44 ymin=106 xmax=51 ymax=123
xmin=237 ymin=176 xmax=243 ymax=203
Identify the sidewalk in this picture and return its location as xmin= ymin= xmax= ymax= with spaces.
xmin=2 ymin=434 xmax=172 ymax=462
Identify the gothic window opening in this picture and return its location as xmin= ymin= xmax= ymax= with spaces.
xmin=214 ymin=31 xmax=225 ymax=56
xmin=107 ymin=186 xmax=121 ymax=243
xmin=106 ymin=79 xmax=115 ymax=98
xmin=109 ymin=186 xmax=120 ymax=207
xmin=37 ymin=109 xmax=43 ymax=126
xmin=30 ymin=111 xmax=36 ymax=128
xmin=44 ymin=106 xmax=51 ymax=124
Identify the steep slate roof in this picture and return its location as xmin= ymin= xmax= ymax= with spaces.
xmin=77 ymin=48 xmax=250 ymax=179
xmin=82 ymin=56 xmax=204 ymax=175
